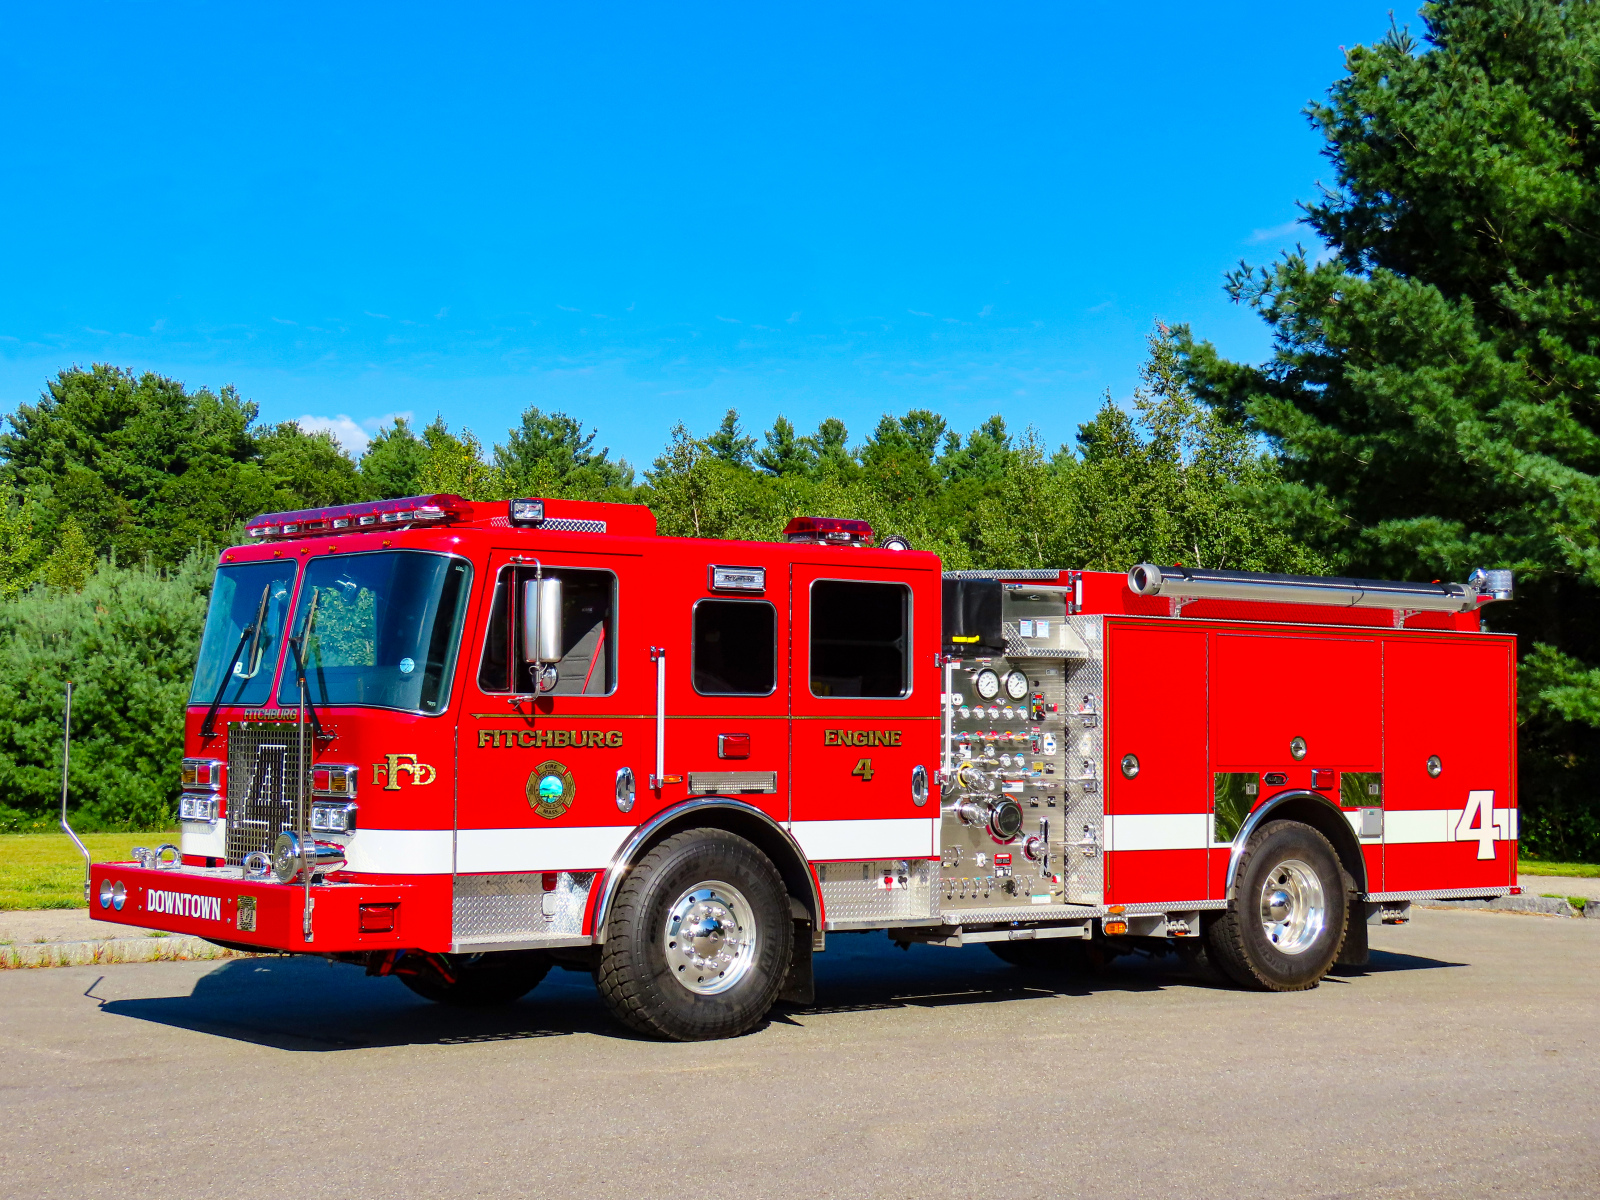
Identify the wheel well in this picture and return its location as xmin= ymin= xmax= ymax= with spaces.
xmin=1246 ymin=793 xmax=1367 ymax=897
xmin=594 ymin=804 xmax=820 ymax=940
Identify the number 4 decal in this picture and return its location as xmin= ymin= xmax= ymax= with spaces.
xmin=852 ymin=758 xmax=875 ymax=782
xmin=1454 ymin=790 xmax=1502 ymax=861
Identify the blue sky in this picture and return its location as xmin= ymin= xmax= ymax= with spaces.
xmin=0 ymin=3 xmax=1419 ymax=470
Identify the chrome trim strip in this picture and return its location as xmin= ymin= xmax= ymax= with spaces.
xmin=450 ymin=934 xmax=593 ymax=952
xmin=1365 ymin=887 xmax=1512 ymax=902
xmin=590 ymin=797 xmax=822 ymax=944
xmin=1115 ymin=899 xmax=1229 ymax=915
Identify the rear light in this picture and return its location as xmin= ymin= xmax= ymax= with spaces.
xmin=718 ymin=733 xmax=752 ymax=759
xmin=178 ymin=794 xmax=218 ymax=823
xmin=312 ymin=765 xmax=358 ymax=797
xmin=181 ymin=758 xmax=224 ymax=790
xmin=359 ymin=903 xmax=398 ymax=933
xmin=309 ymin=802 xmax=357 ymax=834
xmin=1311 ymin=769 xmax=1336 ymax=789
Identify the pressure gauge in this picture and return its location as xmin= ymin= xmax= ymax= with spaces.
xmin=973 ymin=668 xmax=1002 ymax=700
xmin=1003 ymin=670 xmax=1029 ymax=701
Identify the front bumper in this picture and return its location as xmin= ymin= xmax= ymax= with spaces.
xmin=88 ymin=862 xmax=450 ymax=954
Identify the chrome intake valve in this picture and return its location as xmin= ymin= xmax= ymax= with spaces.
xmin=271 ymin=832 xmax=348 ymax=884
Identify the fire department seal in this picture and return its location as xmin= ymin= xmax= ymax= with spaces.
xmin=527 ymin=760 xmax=575 ymax=819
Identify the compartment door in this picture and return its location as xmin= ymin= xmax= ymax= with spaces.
xmin=788 ymin=563 xmax=938 ymax=863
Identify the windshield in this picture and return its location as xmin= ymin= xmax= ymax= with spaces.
xmin=277 ymin=550 xmax=471 ymax=714
xmin=189 ymin=561 xmax=299 ymax=707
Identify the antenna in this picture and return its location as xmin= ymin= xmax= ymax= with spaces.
xmin=59 ymin=682 xmax=90 ymax=903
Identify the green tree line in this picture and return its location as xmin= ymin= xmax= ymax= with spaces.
xmin=0 ymin=331 xmax=1302 ymax=831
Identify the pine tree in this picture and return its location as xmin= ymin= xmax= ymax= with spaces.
xmin=1179 ymin=0 xmax=1600 ymax=857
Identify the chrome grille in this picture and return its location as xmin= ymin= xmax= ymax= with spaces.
xmin=225 ymin=721 xmax=309 ymax=866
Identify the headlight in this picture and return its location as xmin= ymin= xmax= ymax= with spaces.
xmin=178 ymin=794 xmax=217 ymax=823
xmin=309 ymin=802 xmax=357 ymax=834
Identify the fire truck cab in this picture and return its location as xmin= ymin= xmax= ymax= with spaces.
xmin=87 ymin=494 xmax=1519 ymax=1040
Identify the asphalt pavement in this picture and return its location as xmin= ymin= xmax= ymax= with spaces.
xmin=1 ymin=905 xmax=1596 ymax=1200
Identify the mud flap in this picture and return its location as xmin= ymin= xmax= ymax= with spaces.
xmin=1336 ymin=900 xmax=1370 ymax=967
xmin=779 ymin=919 xmax=815 ymax=1005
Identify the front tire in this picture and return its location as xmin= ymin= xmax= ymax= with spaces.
xmin=1206 ymin=819 xmax=1346 ymax=991
xmin=595 ymin=828 xmax=793 ymax=1041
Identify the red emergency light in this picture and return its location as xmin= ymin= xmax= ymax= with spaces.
xmin=244 ymin=494 xmax=468 ymax=540
xmin=782 ymin=516 xmax=875 ymax=546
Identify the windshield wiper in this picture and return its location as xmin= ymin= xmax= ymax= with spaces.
xmin=287 ymin=588 xmax=325 ymax=741
xmin=201 ymin=584 xmax=270 ymax=739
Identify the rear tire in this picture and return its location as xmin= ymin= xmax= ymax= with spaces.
xmin=397 ymin=950 xmax=551 ymax=1007
xmin=1206 ymin=819 xmax=1346 ymax=991
xmin=595 ymin=828 xmax=793 ymax=1041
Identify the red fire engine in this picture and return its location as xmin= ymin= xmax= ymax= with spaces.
xmin=84 ymin=494 xmax=1519 ymax=1040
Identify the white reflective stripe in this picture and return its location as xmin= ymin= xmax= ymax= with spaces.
xmin=1386 ymin=805 xmax=1519 ymax=845
xmin=455 ymin=825 xmax=631 ymax=874
xmin=181 ymin=822 xmax=226 ymax=859
xmin=790 ymin=818 xmax=935 ymax=861
xmin=1105 ymin=813 xmax=1210 ymax=852
xmin=339 ymin=829 xmax=452 ymax=874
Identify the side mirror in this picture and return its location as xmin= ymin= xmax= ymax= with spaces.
xmin=520 ymin=577 xmax=564 ymax=665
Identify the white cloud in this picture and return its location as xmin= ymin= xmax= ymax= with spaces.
xmin=295 ymin=410 xmax=414 ymax=455
xmin=1247 ymin=220 xmax=1304 ymax=245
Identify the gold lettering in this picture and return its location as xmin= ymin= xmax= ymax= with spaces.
xmin=376 ymin=753 xmax=436 ymax=789
xmin=824 ymin=730 xmax=837 ymax=746
xmin=477 ymin=730 xmax=495 ymax=749
xmin=606 ymin=731 xmax=623 ymax=748
xmin=554 ymin=730 xmax=570 ymax=748
xmin=518 ymin=731 xmax=535 ymax=748
xmin=890 ymin=731 xmax=902 ymax=746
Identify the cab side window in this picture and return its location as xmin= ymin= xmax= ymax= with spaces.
xmin=478 ymin=566 xmax=617 ymax=695
xmin=809 ymin=580 xmax=911 ymax=698
xmin=693 ymin=600 xmax=776 ymax=696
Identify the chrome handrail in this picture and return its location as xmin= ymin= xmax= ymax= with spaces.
xmin=58 ymin=682 xmax=91 ymax=903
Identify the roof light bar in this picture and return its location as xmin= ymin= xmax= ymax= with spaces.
xmin=244 ymin=495 xmax=466 ymax=540
xmin=782 ymin=516 xmax=875 ymax=546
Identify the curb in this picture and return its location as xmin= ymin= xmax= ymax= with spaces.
xmin=1422 ymin=895 xmax=1586 ymax=918
xmin=0 ymin=936 xmax=254 ymax=969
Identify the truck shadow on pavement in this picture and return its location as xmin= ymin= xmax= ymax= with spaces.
xmin=96 ymin=936 xmax=1463 ymax=1052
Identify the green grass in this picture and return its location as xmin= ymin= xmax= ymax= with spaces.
xmin=1520 ymin=859 xmax=1600 ymax=879
xmin=1538 ymin=893 xmax=1588 ymax=910
xmin=0 ymin=831 xmax=178 ymax=910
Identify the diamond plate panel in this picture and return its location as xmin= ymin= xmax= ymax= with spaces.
xmin=819 ymin=860 xmax=936 ymax=929
xmin=453 ymin=871 xmax=595 ymax=945
xmin=1365 ymin=886 xmax=1511 ymax=902
xmin=1062 ymin=616 xmax=1104 ymax=906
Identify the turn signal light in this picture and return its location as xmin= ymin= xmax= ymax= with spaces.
xmin=312 ymin=765 xmax=358 ymax=797
xmin=359 ymin=903 xmax=397 ymax=933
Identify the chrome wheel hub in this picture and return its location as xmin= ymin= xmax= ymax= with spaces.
xmin=1258 ymin=858 xmax=1326 ymax=956
xmin=663 ymin=880 xmax=757 ymax=995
